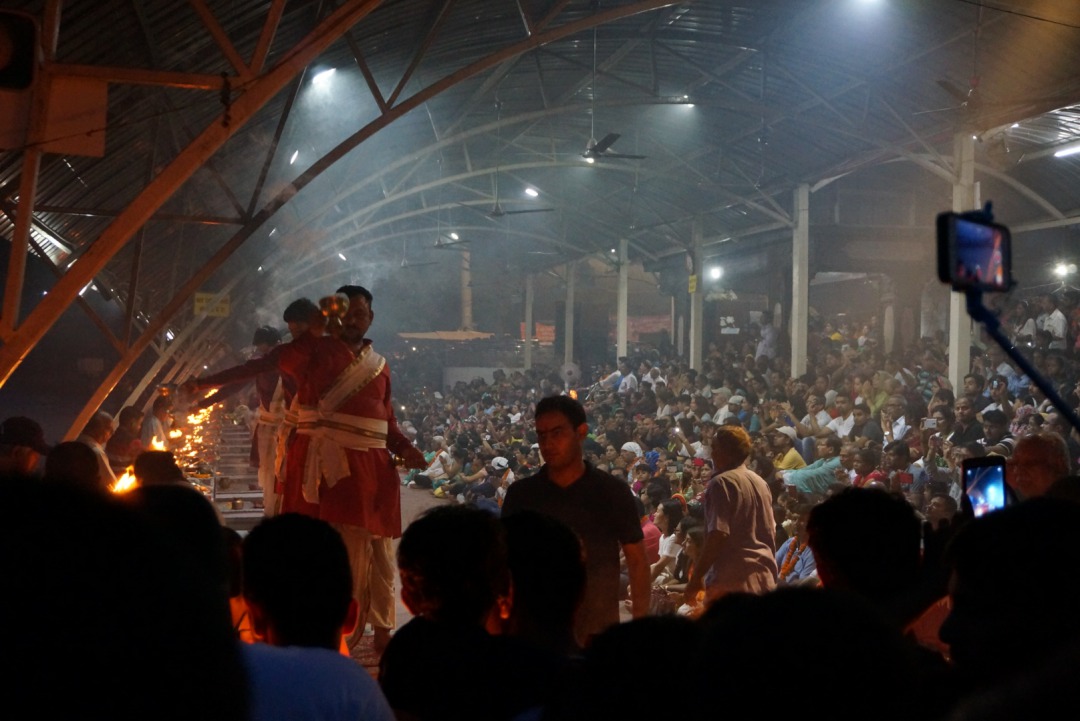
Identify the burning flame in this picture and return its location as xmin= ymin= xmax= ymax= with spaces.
xmin=168 ymin=429 xmax=183 ymax=439
xmin=149 ymin=436 xmax=167 ymax=451
xmin=112 ymin=467 xmax=138 ymax=494
xmin=187 ymin=409 xmax=211 ymax=425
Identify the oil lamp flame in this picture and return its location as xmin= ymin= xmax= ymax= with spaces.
xmin=111 ymin=467 xmax=138 ymax=494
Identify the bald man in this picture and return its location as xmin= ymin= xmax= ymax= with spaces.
xmin=76 ymin=411 xmax=117 ymax=488
xmin=1006 ymin=432 xmax=1070 ymax=500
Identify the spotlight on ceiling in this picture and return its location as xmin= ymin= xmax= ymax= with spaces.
xmin=709 ymin=266 xmax=723 ymax=280
xmin=585 ymin=156 xmax=595 ymax=164
xmin=525 ymin=187 xmax=539 ymax=198
xmin=1054 ymin=141 xmax=1080 ymax=158
xmin=1054 ymin=263 xmax=1077 ymax=277
xmin=312 ymin=67 xmax=335 ymax=88
xmin=338 ymin=253 xmax=347 ymax=261
xmin=449 ymin=232 xmax=459 ymax=240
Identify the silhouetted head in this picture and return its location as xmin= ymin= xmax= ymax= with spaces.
xmin=941 ymin=498 xmax=1080 ymax=690
xmin=398 ymin=505 xmax=508 ymax=628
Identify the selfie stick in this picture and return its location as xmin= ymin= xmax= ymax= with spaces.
xmin=957 ymin=205 xmax=1080 ymax=437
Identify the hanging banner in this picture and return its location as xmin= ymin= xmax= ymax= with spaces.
xmin=520 ymin=322 xmax=556 ymax=344
xmin=194 ymin=292 xmax=230 ymax=317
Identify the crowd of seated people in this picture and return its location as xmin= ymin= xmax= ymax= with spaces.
xmin=391 ymin=306 xmax=1080 ymax=522
xmin=8 ymin=294 xmax=1080 ymax=719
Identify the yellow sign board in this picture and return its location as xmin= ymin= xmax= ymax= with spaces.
xmin=688 ymin=274 xmax=698 ymax=294
xmin=194 ymin=292 xmax=230 ymax=318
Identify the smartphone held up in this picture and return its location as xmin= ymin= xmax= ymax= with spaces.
xmin=937 ymin=211 xmax=1013 ymax=293
xmin=961 ymin=456 xmax=1009 ymax=518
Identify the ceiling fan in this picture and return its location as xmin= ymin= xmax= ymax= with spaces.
xmin=914 ymin=77 xmax=981 ymax=117
xmin=434 ymin=233 xmax=470 ymax=250
xmin=583 ymin=132 xmax=647 ymax=160
xmin=581 ymin=21 xmax=646 ymax=162
xmin=398 ymin=238 xmax=438 ymax=269
xmin=459 ymin=99 xmax=555 ymax=221
xmin=914 ymin=8 xmax=984 ymax=119
xmin=399 ymin=256 xmax=439 ymax=268
xmin=457 ymin=198 xmax=555 ymax=220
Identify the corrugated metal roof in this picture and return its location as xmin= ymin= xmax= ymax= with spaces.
xmin=2 ymin=0 xmax=1080 ymax=414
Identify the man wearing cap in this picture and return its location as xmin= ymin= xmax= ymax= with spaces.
xmin=0 ymin=416 xmax=50 ymax=474
xmin=620 ymin=441 xmax=644 ymax=469
xmin=491 ymin=455 xmax=514 ymax=486
xmin=772 ymin=426 xmax=807 ymax=473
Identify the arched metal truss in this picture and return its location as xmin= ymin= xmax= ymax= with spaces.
xmin=39 ymin=0 xmax=681 ymax=438
xmin=3 ymin=0 xmax=1080 ymax=439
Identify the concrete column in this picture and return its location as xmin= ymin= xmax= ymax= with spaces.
xmin=563 ymin=262 xmax=575 ymax=367
xmin=523 ymin=274 xmax=534 ymax=370
xmin=460 ymin=249 xmax=473 ymax=330
xmin=791 ymin=184 xmax=810 ymax=377
xmin=689 ymin=218 xmax=704 ymax=370
xmin=676 ymin=313 xmax=684 ymax=358
xmin=881 ymin=275 xmax=896 ymax=354
xmin=884 ymin=304 xmax=895 ymax=353
xmin=670 ymin=296 xmax=676 ymax=347
xmin=616 ymin=238 xmax=629 ymax=361
xmin=949 ymin=133 xmax=977 ymax=389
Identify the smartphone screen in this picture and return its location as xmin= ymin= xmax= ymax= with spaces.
xmin=937 ymin=212 xmax=1012 ymax=293
xmin=962 ymin=457 xmax=1007 ymax=518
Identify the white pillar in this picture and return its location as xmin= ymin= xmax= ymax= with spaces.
xmin=676 ymin=314 xmax=685 ymax=358
xmin=884 ymin=304 xmax=895 ymax=353
xmin=563 ymin=262 xmax=575 ymax=367
xmin=460 ymin=249 xmax=474 ymax=330
xmin=617 ymin=238 xmax=629 ymax=361
xmin=949 ymin=133 xmax=976 ymax=389
xmin=881 ymin=276 xmax=896 ymax=354
xmin=523 ymin=274 xmax=534 ymax=370
xmin=670 ymin=296 xmax=676 ymax=347
xmin=689 ymin=218 xmax=705 ymax=370
xmin=791 ymin=184 xmax=810 ymax=377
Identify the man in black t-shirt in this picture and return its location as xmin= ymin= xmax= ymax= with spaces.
xmin=949 ymin=398 xmax=985 ymax=445
xmin=502 ymin=395 xmax=648 ymax=645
